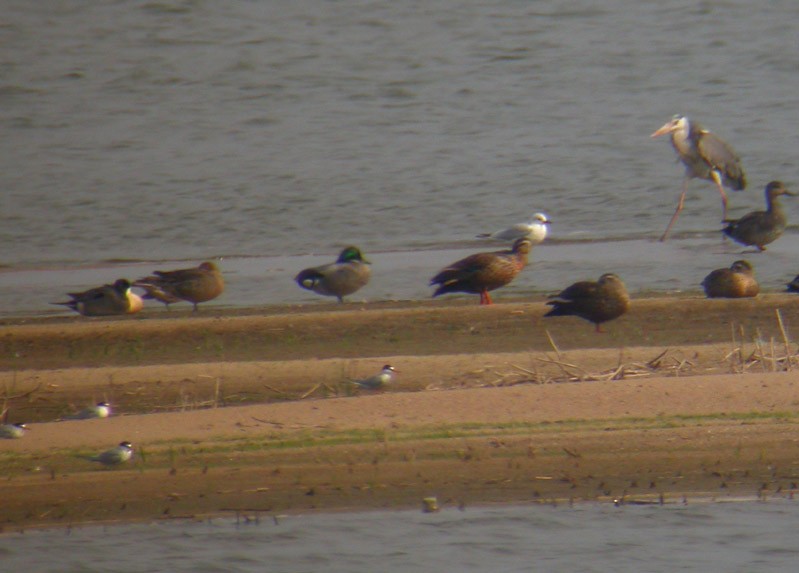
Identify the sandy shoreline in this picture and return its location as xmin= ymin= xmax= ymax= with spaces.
xmin=3 ymin=296 xmax=799 ymax=530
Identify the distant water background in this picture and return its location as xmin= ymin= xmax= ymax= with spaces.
xmin=3 ymin=500 xmax=799 ymax=572
xmin=3 ymin=0 xmax=799 ymax=315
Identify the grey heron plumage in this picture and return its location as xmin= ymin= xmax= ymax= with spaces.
xmin=652 ymin=115 xmax=746 ymax=241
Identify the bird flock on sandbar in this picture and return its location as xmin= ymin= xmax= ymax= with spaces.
xmin=50 ymin=115 xmax=796 ymax=324
xmin=13 ymin=113 xmax=794 ymax=457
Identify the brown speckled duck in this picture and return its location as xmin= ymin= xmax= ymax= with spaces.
xmin=702 ymin=260 xmax=759 ymax=298
xmin=544 ymin=273 xmax=629 ymax=332
xmin=134 ymin=261 xmax=224 ymax=311
xmin=294 ymin=246 xmax=372 ymax=303
xmin=430 ymin=238 xmax=531 ymax=305
xmin=53 ymin=279 xmax=143 ymax=316
xmin=722 ymin=181 xmax=794 ymax=251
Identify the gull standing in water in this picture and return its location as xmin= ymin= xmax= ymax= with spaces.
xmin=477 ymin=212 xmax=551 ymax=245
xmin=651 ymin=115 xmax=746 ymax=241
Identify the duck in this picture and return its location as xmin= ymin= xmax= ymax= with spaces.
xmin=722 ymin=181 xmax=794 ymax=251
xmin=544 ymin=273 xmax=630 ymax=332
xmin=52 ymin=279 xmax=142 ymax=316
xmin=430 ymin=238 xmax=531 ymax=305
xmin=89 ymin=441 xmax=134 ymax=467
xmin=134 ymin=261 xmax=224 ymax=311
xmin=0 ymin=422 xmax=28 ymax=439
xmin=477 ymin=212 xmax=551 ymax=245
xmin=133 ymin=282 xmax=182 ymax=310
xmin=352 ymin=365 xmax=398 ymax=390
xmin=702 ymin=260 xmax=759 ymax=298
xmin=294 ymin=246 xmax=371 ymax=303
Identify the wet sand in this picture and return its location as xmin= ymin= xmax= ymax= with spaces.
xmin=2 ymin=295 xmax=799 ymax=530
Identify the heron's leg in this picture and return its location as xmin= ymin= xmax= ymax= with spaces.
xmin=659 ymin=180 xmax=688 ymax=242
xmin=710 ymin=170 xmax=729 ymax=220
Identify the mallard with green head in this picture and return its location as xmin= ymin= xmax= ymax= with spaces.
xmin=295 ymin=246 xmax=372 ymax=303
xmin=430 ymin=238 xmax=531 ymax=305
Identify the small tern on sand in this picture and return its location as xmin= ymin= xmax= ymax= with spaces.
xmin=0 ymin=422 xmax=28 ymax=439
xmin=352 ymin=365 xmax=398 ymax=390
xmin=90 ymin=441 xmax=134 ymax=467
xmin=67 ymin=401 xmax=112 ymax=420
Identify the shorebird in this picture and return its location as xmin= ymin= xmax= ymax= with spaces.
xmin=0 ymin=423 xmax=28 ymax=439
xmin=90 ymin=441 xmax=134 ymax=467
xmin=702 ymin=260 xmax=759 ymax=298
xmin=544 ymin=273 xmax=630 ymax=332
xmin=52 ymin=279 xmax=143 ymax=316
xmin=294 ymin=246 xmax=371 ymax=303
xmin=134 ymin=261 xmax=224 ymax=311
xmin=67 ymin=401 xmax=112 ymax=420
xmin=430 ymin=238 xmax=532 ymax=305
xmin=477 ymin=212 xmax=551 ymax=245
xmin=352 ymin=364 xmax=398 ymax=390
xmin=651 ymin=115 xmax=746 ymax=241
xmin=722 ymin=181 xmax=794 ymax=251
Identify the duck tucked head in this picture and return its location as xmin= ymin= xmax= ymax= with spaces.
xmin=337 ymin=246 xmax=370 ymax=264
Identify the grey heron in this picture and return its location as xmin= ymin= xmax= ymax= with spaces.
xmin=651 ymin=115 xmax=746 ymax=241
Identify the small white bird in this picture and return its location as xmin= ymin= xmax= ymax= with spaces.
xmin=90 ymin=441 xmax=134 ymax=467
xmin=477 ymin=212 xmax=551 ymax=244
xmin=352 ymin=364 xmax=398 ymax=390
xmin=0 ymin=423 xmax=28 ymax=439
xmin=69 ymin=401 xmax=112 ymax=420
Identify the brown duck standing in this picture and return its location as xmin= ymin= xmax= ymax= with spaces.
xmin=544 ymin=273 xmax=629 ymax=332
xmin=430 ymin=238 xmax=531 ymax=305
xmin=134 ymin=261 xmax=224 ymax=311
xmin=722 ymin=181 xmax=794 ymax=251
xmin=702 ymin=260 xmax=759 ymax=298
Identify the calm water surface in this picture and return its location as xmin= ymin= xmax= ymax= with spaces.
xmin=2 ymin=500 xmax=799 ymax=572
xmin=2 ymin=1 xmax=799 ymax=315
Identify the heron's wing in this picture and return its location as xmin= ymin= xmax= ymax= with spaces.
xmin=696 ymin=130 xmax=746 ymax=189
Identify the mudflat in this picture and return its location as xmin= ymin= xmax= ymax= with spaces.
xmin=2 ymin=295 xmax=799 ymax=530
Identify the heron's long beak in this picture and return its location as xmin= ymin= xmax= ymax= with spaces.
xmin=650 ymin=121 xmax=675 ymax=138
